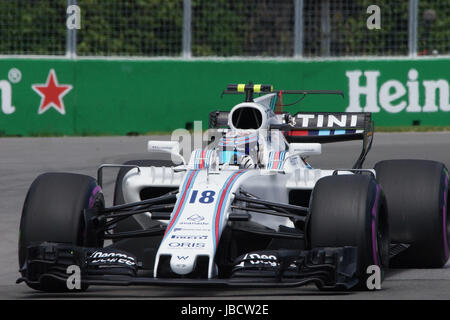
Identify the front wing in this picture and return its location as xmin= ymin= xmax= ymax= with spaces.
xmin=17 ymin=242 xmax=358 ymax=290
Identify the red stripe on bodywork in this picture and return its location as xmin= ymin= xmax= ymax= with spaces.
xmin=289 ymin=130 xmax=308 ymax=136
xmin=199 ymin=150 xmax=206 ymax=169
xmin=164 ymin=171 xmax=196 ymax=236
xmin=214 ymin=171 xmax=243 ymax=245
xmin=272 ymin=151 xmax=280 ymax=169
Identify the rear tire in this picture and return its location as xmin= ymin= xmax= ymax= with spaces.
xmin=19 ymin=172 xmax=104 ymax=292
xmin=375 ymin=159 xmax=449 ymax=268
xmin=309 ymin=174 xmax=389 ymax=290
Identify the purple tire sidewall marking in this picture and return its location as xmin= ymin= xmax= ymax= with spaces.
xmin=443 ymin=171 xmax=449 ymax=260
xmin=371 ymin=184 xmax=381 ymax=266
xmin=88 ymin=185 xmax=102 ymax=208
xmin=82 ymin=185 xmax=101 ymax=241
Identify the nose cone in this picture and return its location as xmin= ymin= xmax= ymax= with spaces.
xmin=170 ymin=254 xmax=196 ymax=275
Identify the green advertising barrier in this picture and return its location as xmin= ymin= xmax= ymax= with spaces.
xmin=0 ymin=57 xmax=448 ymax=136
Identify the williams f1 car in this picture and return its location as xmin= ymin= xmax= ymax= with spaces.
xmin=18 ymin=83 xmax=449 ymax=292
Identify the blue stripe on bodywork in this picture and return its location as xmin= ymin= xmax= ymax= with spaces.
xmin=318 ymin=130 xmax=331 ymax=136
xmin=163 ymin=170 xmax=199 ymax=238
xmin=212 ymin=170 xmax=246 ymax=248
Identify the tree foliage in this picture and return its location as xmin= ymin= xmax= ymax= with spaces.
xmin=0 ymin=0 xmax=447 ymax=56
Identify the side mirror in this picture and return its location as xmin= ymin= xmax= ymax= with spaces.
xmin=147 ymin=140 xmax=185 ymax=164
xmin=288 ymin=143 xmax=322 ymax=156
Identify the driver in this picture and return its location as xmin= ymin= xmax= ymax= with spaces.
xmin=217 ymin=130 xmax=260 ymax=168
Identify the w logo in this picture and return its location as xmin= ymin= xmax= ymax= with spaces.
xmin=177 ymin=256 xmax=189 ymax=260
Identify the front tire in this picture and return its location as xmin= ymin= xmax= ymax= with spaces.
xmin=19 ymin=172 xmax=104 ymax=292
xmin=308 ymin=174 xmax=389 ymax=290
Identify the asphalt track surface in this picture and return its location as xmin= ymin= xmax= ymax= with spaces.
xmin=0 ymin=132 xmax=449 ymax=300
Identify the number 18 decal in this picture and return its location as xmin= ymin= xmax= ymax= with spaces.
xmin=189 ymin=190 xmax=216 ymax=204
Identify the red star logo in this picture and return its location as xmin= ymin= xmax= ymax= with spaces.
xmin=32 ymin=69 xmax=73 ymax=115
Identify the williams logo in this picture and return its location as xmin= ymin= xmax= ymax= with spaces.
xmin=32 ymin=69 xmax=73 ymax=115
xmin=346 ymin=69 xmax=450 ymax=113
xmin=187 ymin=214 xmax=205 ymax=222
xmin=180 ymin=215 xmax=209 ymax=226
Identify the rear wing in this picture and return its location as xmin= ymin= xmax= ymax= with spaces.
xmin=283 ymin=112 xmax=373 ymax=169
xmin=282 ymin=112 xmax=372 ymax=143
xmin=209 ymin=111 xmax=374 ymax=169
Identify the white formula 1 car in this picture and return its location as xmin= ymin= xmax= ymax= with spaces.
xmin=18 ymin=83 xmax=449 ymax=292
